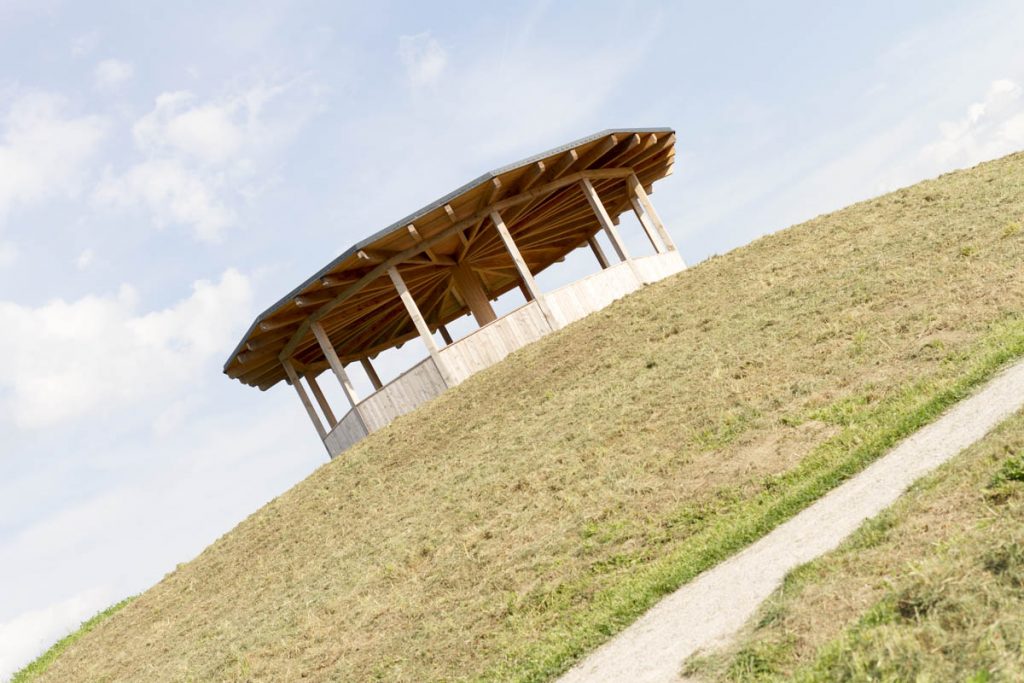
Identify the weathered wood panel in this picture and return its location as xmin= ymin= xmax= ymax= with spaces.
xmin=324 ymin=410 xmax=368 ymax=458
xmin=545 ymin=261 xmax=642 ymax=328
xmin=439 ymin=302 xmax=553 ymax=385
xmin=632 ymin=250 xmax=686 ymax=284
xmin=358 ymin=356 xmax=448 ymax=432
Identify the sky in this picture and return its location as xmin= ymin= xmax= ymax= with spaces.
xmin=2 ymin=0 xmax=1024 ymax=677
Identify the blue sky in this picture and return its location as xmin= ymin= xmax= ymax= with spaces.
xmin=2 ymin=0 xmax=1024 ymax=676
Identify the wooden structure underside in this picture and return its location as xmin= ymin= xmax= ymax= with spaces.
xmin=224 ymin=128 xmax=676 ymax=390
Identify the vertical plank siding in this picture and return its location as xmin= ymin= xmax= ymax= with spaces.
xmin=358 ymin=357 xmax=448 ymax=432
xmin=545 ymin=261 xmax=641 ymax=328
xmin=439 ymin=302 xmax=553 ymax=385
xmin=633 ymin=250 xmax=686 ymax=284
xmin=323 ymin=410 xmax=369 ymax=456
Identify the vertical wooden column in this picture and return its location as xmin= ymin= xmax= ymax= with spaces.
xmin=387 ymin=266 xmax=455 ymax=386
xmin=305 ymin=371 xmax=337 ymax=428
xmin=450 ymin=262 xmax=497 ymax=326
xmin=437 ymin=324 xmax=453 ymax=346
xmin=490 ymin=209 xmax=557 ymax=329
xmin=360 ymin=357 xmax=383 ymax=391
xmin=282 ymin=358 xmax=327 ymax=440
xmin=579 ymin=178 xmax=631 ymax=262
xmin=630 ymin=197 xmax=664 ymax=253
xmin=311 ymin=321 xmax=362 ymax=413
xmin=587 ymin=235 xmax=611 ymax=270
xmin=627 ymin=173 xmax=678 ymax=254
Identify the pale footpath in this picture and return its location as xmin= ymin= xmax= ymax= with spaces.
xmin=560 ymin=359 xmax=1024 ymax=683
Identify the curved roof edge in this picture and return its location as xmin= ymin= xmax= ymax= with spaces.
xmin=224 ymin=127 xmax=675 ymax=372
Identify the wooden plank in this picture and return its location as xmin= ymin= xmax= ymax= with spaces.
xmin=320 ymin=273 xmax=363 ymax=288
xmin=503 ymin=151 xmax=579 ymax=226
xmin=311 ymin=321 xmax=362 ymax=411
xmin=406 ymin=224 xmax=454 ymax=264
xmin=245 ymin=326 xmax=296 ymax=351
xmin=292 ymin=269 xmax=447 ymax=363
xmin=569 ymin=134 xmax=618 ymax=174
xmin=579 ymin=178 xmax=631 ymax=262
xmin=305 ymin=371 xmax=338 ymax=428
xmin=463 ymin=178 xmax=504 ymax=257
xmin=630 ymin=197 xmax=664 ymax=253
xmin=360 ymin=357 xmax=383 ymax=391
xmin=294 ymin=291 xmax=338 ymax=308
xmin=549 ymin=149 xmax=579 ymax=180
xmin=272 ymin=166 xmax=635 ymax=365
xmin=445 ymin=204 xmax=470 ymax=247
xmin=627 ymin=172 xmax=677 ymax=252
xmin=490 ymin=208 xmax=557 ymax=329
xmin=450 ymin=262 xmax=497 ymax=326
xmin=387 ymin=266 xmax=455 ymax=386
xmin=518 ymin=161 xmax=545 ymax=192
xmin=259 ymin=312 xmax=306 ymax=332
xmin=282 ymin=359 xmax=327 ymax=440
xmin=438 ymin=324 xmax=453 ymax=345
xmin=588 ymin=235 xmax=611 ymax=269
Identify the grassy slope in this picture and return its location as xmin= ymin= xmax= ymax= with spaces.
xmin=687 ymin=408 xmax=1024 ymax=682
xmin=11 ymin=598 xmax=133 ymax=683
xmin=30 ymin=152 xmax=1024 ymax=682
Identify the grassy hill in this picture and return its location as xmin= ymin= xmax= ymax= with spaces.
xmin=686 ymin=407 xmax=1024 ymax=681
xmin=22 ymin=151 xmax=1024 ymax=682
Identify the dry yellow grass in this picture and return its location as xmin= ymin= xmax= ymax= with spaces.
xmin=29 ymin=151 xmax=1024 ymax=682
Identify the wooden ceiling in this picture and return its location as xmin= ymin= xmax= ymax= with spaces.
xmin=225 ymin=128 xmax=676 ymax=390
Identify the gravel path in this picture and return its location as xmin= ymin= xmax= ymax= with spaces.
xmin=559 ymin=359 xmax=1024 ymax=683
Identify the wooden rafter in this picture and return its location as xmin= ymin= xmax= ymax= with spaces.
xmin=226 ymin=129 xmax=677 ymax=388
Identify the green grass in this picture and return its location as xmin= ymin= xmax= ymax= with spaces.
xmin=11 ymin=598 xmax=133 ymax=683
xmin=27 ymin=151 xmax=1024 ymax=681
xmin=686 ymin=410 xmax=1024 ymax=682
xmin=490 ymin=317 xmax=1024 ymax=682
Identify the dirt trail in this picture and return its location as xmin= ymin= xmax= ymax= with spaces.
xmin=559 ymin=360 xmax=1024 ymax=683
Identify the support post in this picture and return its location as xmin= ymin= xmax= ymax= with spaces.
xmin=388 ymin=266 xmax=456 ymax=386
xmin=437 ymin=324 xmax=453 ymax=346
xmin=311 ymin=321 xmax=362 ymax=412
xmin=587 ymin=234 xmax=611 ymax=270
xmin=305 ymin=371 xmax=337 ymax=428
xmin=490 ymin=209 xmax=557 ymax=329
xmin=282 ymin=358 xmax=327 ymax=440
xmin=579 ymin=178 xmax=631 ymax=262
xmin=518 ymin=280 xmax=534 ymax=302
xmin=627 ymin=173 xmax=678 ymax=253
xmin=450 ymin=262 xmax=497 ymax=327
xmin=630 ymin=195 xmax=665 ymax=253
xmin=360 ymin=357 xmax=383 ymax=391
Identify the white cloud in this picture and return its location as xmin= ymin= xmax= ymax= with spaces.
xmin=94 ymin=159 xmax=234 ymax=242
xmin=75 ymin=247 xmax=95 ymax=270
xmin=95 ymin=82 xmax=316 ymax=240
xmin=0 ymin=587 xmax=116 ymax=679
xmin=0 ymin=269 xmax=252 ymax=428
xmin=133 ymin=91 xmax=245 ymax=165
xmin=919 ymin=78 xmax=1024 ymax=168
xmin=93 ymin=59 xmax=135 ymax=90
xmin=398 ymin=32 xmax=447 ymax=87
xmin=0 ymin=92 xmax=106 ymax=223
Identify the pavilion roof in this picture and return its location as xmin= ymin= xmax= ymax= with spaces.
xmin=224 ymin=128 xmax=676 ymax=389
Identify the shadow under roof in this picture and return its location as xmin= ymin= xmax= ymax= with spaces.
xmin=225 ymin=127 xmax=676 ymax=389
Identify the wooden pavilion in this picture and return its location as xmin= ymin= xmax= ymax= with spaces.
xmin=224 ymin=128 xmax=684 ymax=457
